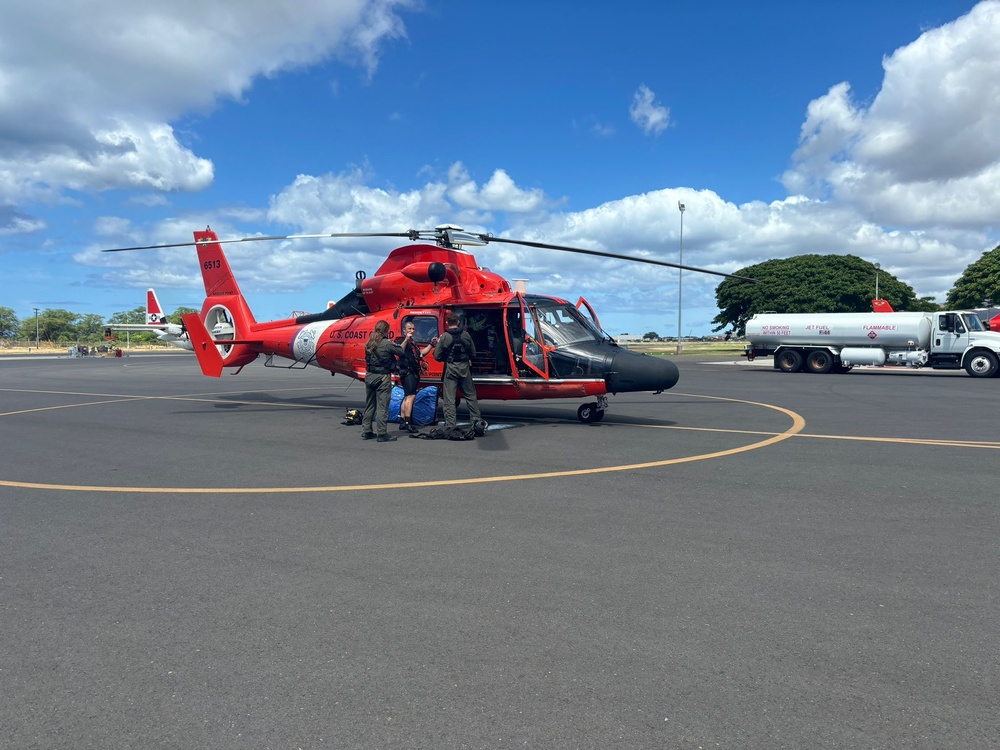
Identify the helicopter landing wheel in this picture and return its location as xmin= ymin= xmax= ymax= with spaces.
xmin=577 ymin=402 xmax=604 ymax=423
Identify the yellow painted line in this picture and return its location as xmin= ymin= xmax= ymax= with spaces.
xmin=0 ymin=386 xmax=331 ymax=397
xmin=794 ymin=433 xmax=1000 ymax=449
xmin=0 ymin=386 xmax=340 ymax=417
xmin=0 ymin=397 xmax=154 ymax=417
xmin=639 ymin=424 xmax=1000 ymax=449
xmin=0 ymin=394 xmax=806 ymax=494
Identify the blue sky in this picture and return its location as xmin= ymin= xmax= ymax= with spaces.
xmin=2 ymin=0 xmax=996 ymax=337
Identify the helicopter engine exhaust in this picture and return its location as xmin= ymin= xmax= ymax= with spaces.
xmin=401 ymin=261 xmax=446 ymax=284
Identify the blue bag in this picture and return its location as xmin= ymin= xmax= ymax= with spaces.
xmin=388 ymin=385 xmax=404 ymax=422
xmin=411 ymin=386 xmax=439 ymax=425
xmin=388 ymin=385 xmax=438 ymax=425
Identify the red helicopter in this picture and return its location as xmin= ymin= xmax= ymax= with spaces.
xmin=105 ymin=225 xmax=753 ymax=422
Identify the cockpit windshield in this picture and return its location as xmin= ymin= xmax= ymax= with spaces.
xmin=529 ymin=298 xmax=606 ymax=347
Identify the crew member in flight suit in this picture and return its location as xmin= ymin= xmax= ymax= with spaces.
xmin=362 ymin=320 xmax=406 ymax=443
xmin=434 ymin=313 xmax=486 ymax=437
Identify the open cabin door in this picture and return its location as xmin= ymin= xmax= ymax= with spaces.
xmin=508 ymin=294 xmax=550 ymax=379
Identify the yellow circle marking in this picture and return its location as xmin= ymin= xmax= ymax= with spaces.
xmin=0 ymin=391 xmax=804 ymax=493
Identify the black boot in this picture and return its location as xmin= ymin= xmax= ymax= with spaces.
xmin=398 ymin=420 xmax=409 ymax=431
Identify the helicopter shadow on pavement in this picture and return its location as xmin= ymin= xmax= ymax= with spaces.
xmin=473 ymin=401 xmax=680 ymax=429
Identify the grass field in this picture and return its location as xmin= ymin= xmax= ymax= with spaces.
xmin=623 ymin=340 xmax=747 ymax=357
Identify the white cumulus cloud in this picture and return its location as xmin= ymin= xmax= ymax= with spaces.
xmin=783 ymin=0 xmax=1000 ymax=229
xmin=629 ymin=84 xmax=670 ymax=136
xmin=0 ymin=0 xmax=414 ymax=203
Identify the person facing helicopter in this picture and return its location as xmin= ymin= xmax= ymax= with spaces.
xmin=362 ymin=319 xmax=406 ymax=443
xmin=434 ymin=312 xmax=486 ymax=437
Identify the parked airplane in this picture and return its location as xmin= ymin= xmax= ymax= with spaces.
xmin=105 ymin=289 xmax=192 ymax=350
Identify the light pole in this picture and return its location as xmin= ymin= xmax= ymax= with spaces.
xmin=984 ymin=297 xmax=994 ymax=329
xmin=33 ymin=307 xmax=39 ymax=349
xmin=874 ymin=263 xmax=881 ymax=302
xmin=676 ymin=201 xmax=685 ymax=355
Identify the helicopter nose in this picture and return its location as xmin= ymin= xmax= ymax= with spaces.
xmin=605 ymin=350 xmax=679 ymax=393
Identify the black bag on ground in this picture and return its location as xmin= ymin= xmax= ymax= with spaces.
xmin=413 ymin=426 xmax=475 ymax=440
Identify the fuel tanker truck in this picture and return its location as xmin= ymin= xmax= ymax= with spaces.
xmin=743 ymin=310 xmax=1000 ymax=378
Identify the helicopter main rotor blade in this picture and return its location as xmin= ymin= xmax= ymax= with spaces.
xmin=101 ymin=231 xmax=417 ymax=253
xmin=100 ymin=225 xmax=755 ymax=283
xmin=476 ymin=235 xmax=756 ymax=282
xmin=478 ymin=234 xmax=757 ymax=283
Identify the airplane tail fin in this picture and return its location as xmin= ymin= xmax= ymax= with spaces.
xmin=146 ymin=288 xmax=166 ymax=325
xmin=872 ymin=299 xmax=894 ymax=313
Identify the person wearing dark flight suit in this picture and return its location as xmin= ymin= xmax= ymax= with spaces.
xmin=395 ymin=319 xmax=432 ymax=433
xmin=434 ymin=313 xmax=486 ymax=437
xmin=361 ymin=320 xmax=407 ymax=443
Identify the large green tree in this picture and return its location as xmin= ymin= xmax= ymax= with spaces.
xmin=17 ymin=308 xmax=79 ymax=342
xmin=107 ymin=307 xmax=146 ymax=326
xmin=168 ymin=307 xmax=198 ymax=325
xmin=0 ymin=306 xmax=19 ymax=340
xmin=76 ymin=313 xmax=107 ymax=340
xmin=2 ymin=304 xmax=198 ymax=344
xmin=945 ymin=244 xmax=1000 ymax=309
xmin=713 ymin=254 xmax=939 ymax=335
xmin=108 ymin=306 xmax=157 ymax=343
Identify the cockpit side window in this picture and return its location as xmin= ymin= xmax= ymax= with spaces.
xmin=403 ymin=315 xmax=439 ymax=344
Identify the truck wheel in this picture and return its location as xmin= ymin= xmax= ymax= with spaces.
xmin=805 ymin=350 xmax=834 ymax=374
xmin=776 ymin=350 xmax=803 ymax=373
xmin=965 ymin=350 xmax=999 ymax=378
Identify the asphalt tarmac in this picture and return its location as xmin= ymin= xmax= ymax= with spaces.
xmin=1 ymin=352 xmax=997 ymax=749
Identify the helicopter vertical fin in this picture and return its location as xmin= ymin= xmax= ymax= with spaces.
xmin=193 ymin=229 xmax=249 ymax=300
xmin=193 ymin=228 xmax=258 ymax=331
xmin=182 ymin=312 xmax=224 ymax=377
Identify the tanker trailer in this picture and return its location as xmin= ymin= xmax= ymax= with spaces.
xmin=743 ymin=311 xmax=1000 ymax=377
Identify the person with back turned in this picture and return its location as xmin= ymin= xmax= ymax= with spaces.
xmin=362 ymin=320 xmax=406 ymax=443
xmin=433 ymin=313 xmax=486 ymax=438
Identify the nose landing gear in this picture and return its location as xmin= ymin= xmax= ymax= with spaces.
xmin=577 ymin=395 xmax=609 ymax=423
